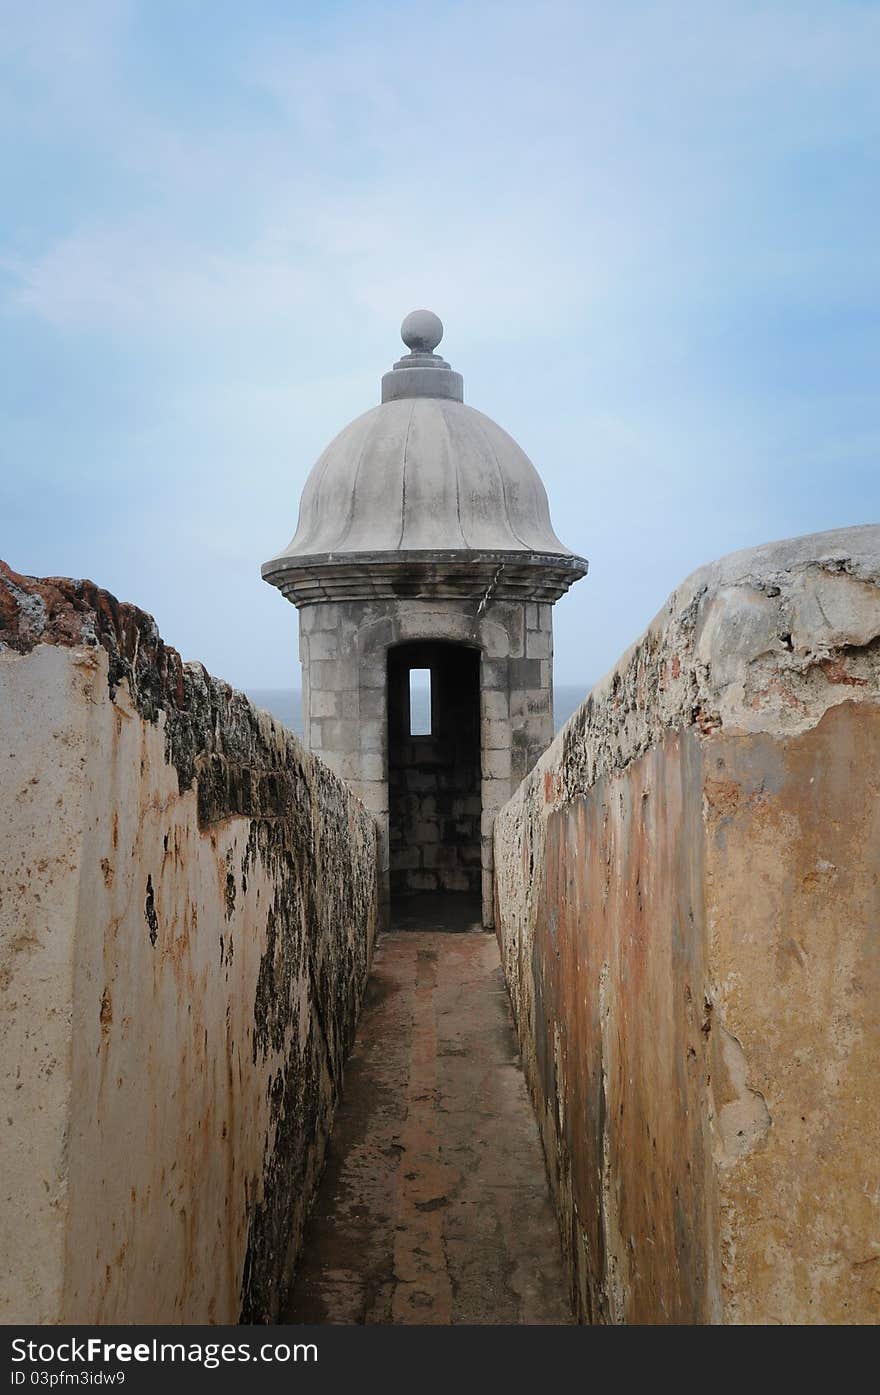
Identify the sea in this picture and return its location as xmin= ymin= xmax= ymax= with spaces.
xmin=246 ymin=684 xmax=591 ymax=739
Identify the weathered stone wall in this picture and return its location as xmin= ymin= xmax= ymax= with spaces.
xmin=0 ymin=564 xmax=378 ymax=1325
xmin=299 ymin=596 xmax=553 ymax=924
xmin=494 ymin=526 xmax=880 ymax=1324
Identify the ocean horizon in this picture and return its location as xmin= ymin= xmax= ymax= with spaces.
xmin=246 ymin=684 xmax=593 ymax=739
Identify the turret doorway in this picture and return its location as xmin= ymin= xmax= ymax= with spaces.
xmin=387 ymin=642 xmax=482 ymax=930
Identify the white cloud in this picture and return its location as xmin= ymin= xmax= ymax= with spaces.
xmin=3 ymin=173 xmax=598 ymax=344
xmin=4 ymin=224 xmax=313 ymax=331
xmin=4 ymin=0 xmax=878 ymax=347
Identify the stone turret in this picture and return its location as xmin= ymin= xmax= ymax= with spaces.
xmin=262 ymin=311 xmax=587 ymax=925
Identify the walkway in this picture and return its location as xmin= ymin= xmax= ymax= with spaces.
xmin=285 ymin=931 xmax=572 ymax=1325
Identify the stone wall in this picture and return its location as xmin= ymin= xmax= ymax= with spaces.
xmin=0 ymin=564 xmax=378 ymax=1325
xmin=298 ymin=597 xmax=554 ymax=924
xmin=494 ymin=526 xmax=880 ymax=1324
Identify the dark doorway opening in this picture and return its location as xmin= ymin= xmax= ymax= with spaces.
xmin=387 ymin=642 xmax=482 ymax=931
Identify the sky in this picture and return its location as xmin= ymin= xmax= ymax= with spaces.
xmin=1 ymin=0 xmax=878 ymax=691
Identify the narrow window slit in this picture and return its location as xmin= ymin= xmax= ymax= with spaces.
xmin=409 ymin=668 xmax=431 ymax=735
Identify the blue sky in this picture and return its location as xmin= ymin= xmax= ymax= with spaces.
xmin=1 ymin=0 xmax=878 ymax=689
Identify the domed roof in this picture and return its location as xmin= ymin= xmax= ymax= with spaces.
xmin=262 ymin=312 xmax=587 ymax=605
xmin=283 ymin=396 xmax=573 ymax=556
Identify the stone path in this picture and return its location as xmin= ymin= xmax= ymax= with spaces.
xmin=285 ymin=931 xmax=572 ymax=1325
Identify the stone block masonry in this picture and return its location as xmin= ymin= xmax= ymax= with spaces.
xmin=388 ymin=642 xmax=481 ymax=901
xmin=494 ymin=526 xmax=880 ymax=1324
xmin=299 ymin=597 xmax=554 ymax=925
xmin=0 ymin=563 xmax=378 ymax=1324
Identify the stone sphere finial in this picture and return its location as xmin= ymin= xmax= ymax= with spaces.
xmin=401 ymin=309 xmax=443 ymax=354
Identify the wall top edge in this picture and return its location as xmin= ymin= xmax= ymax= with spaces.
xmin=500 ymin=523 xmax=880 ymax=818
xmin=0 ymin=559 xmax=372 ymax=829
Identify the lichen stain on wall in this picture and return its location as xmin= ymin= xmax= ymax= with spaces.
xmin=704 ymin=704 xmax=880 ymax=1324
xmin=529 ymin=733 xmax=715 ymax=1324
xmin=0 ymin=563 xmax=378 ymax=1325
xmin=495 ymin=528 xmax=880 ymax=1325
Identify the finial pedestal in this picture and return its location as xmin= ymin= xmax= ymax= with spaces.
xmin=381 ymin=308 xmax=464 ymax=403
